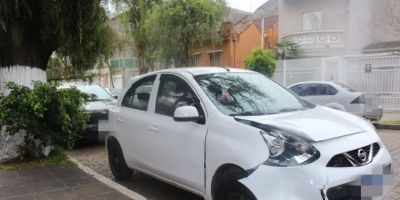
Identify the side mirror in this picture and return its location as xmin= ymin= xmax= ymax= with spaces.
xmin=173 ymin=106 xmax=200 ymax=122
xmin=112 ymin=95 xmax=119 ymax=99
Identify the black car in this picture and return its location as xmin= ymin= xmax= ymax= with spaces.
xmin=61 ymin=83 xmax=115 ymax=144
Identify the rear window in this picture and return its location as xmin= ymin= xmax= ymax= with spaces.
xmin=335 ymin=82 xmax=357 ymax=92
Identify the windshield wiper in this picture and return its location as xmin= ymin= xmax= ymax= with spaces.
xmin=276 ymin=107 xmax=307 ymax=113
xmin=229 ymin=111 xmax=264 ymax=116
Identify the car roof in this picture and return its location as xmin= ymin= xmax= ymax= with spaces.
xmin=59 ymin=82 xmax=101 ymax=88
xmin=146 ymin=67 xmax=253 ymax=76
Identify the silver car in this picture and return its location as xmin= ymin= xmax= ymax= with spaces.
xmin=288 ymin=81 xmax=383 ymax=120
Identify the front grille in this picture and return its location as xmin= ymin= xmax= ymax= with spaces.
xmin=327 ymin=143 xmax=380 ymax=167
xmin=373 ymin=143 xmax=380 ymax=156
xmin=326 ymin=184 xmax=361 ymax=200
xmin=327 ymin=154 xmax=353 ymax=167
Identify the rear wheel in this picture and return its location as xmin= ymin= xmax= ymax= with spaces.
xmin=217 ymin=181 xmax=257 ymax=200
xmin=107 ymin=138 xmax=133 ymax=181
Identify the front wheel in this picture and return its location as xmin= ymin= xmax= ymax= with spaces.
xmin=217 ymin=181 xmax=257 ymax=200
xmin=107 ymin=138 xmax=133 ymax=181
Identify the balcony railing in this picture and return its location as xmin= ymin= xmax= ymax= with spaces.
xmin=282 ymin=30 xmax=346 ymax=49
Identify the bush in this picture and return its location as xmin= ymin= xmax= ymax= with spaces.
xmin=244 ymin=48 xmax=276 ymax=77
xmin=0 ymin=81 xmax=89 ymax=159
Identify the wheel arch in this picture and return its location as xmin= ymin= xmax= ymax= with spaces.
xmin=105 ymin=135 xmax=118 ymax=150
xmin=211 ymin=163 xmax=252 ymax=200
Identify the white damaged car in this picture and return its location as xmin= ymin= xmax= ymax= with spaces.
xmin=107 ymin=67 xmax=392 ymax=200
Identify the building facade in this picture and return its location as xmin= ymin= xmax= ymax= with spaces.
xmin=193 ymin=8 xmax=279 ymax=68
xmin=279 ymin=0 xmax=399 ymax=58
xmin=193 ymin=23 xmax=262 ymax=68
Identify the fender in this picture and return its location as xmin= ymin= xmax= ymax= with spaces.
xmin=204 ymin=115 xmax=268 ymax=200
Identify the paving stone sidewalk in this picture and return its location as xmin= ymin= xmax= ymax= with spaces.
xmin=0 ymin=165 xmax=132 ymax=200
xmin=69 ymin=130 xmax=400 ymax=200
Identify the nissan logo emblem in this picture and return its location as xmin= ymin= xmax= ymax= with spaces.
xmin=357 ymin=149 xmax=368 ymax=162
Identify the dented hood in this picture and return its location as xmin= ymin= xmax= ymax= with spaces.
xmin=236 ymin=106 xmax=369 ymax=142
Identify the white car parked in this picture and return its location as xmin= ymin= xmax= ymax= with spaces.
xmin=288 ymin=81 xmax=383 ymax=120
xmin=107 ymin=67 xmax=391 ymax=200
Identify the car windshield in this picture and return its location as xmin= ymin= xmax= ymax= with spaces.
xmin=195 ymin=72 xmax=314 ymax=116
xmin=75 ymin=85 xmax=115 ymax=101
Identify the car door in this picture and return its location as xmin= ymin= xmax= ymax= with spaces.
xmin=118 ymin=75 xmax=157 ymax=169
xmin=301 ymin=83 xmax=330 ymax=105
xmin=323 ymin=84 xmax=340 ymax=104
xmin=145 ymin=73 xmax=207 ymax=194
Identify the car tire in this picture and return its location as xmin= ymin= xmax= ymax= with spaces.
xmin=107 ymin=138 xmax=133 ymax=181
xmin=217 ymin=181 xmax=257 ymax=200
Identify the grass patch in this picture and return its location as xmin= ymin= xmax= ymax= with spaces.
xmin=376 ymin=119 xmax=400 ymax=125
xmin=0 ymin=148 xmax=72 ymax=171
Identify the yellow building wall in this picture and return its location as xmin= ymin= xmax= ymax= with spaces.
xmin=233 ymin=24 xmax=262 ymax=68
xmin=193 ymin=23 xmax=264 ymax=68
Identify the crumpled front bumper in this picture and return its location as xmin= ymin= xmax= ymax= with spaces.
xmin=239 ymin=132 xmax=392 ymax=200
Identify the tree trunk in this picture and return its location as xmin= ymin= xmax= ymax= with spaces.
xmin=107 ymin=61 xmax=115 ymax=88
xmin=138 ymin=52 xmax=148 ymax=75
xmin=0 ymin=65 xmax=47 ymax=163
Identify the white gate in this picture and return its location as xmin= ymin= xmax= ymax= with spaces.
xmin=344 ymin=55 xmax=400 ymax=111
xmin=273 ymin=54 xmax=400 ymax=111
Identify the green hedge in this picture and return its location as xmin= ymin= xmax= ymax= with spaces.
xmin=0 ymin=81 xmax=89 ymax=159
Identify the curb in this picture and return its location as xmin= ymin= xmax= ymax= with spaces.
xmin=373 ymin=123 xmax=400 ymax=130
xmin=68 ymin=156 xmax=147 ymax=200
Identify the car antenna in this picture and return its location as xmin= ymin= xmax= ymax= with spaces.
xmin=223 ymin=66 xmax=230 ymax=72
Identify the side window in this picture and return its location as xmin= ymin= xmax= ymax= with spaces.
xmin=156 ymin=74 xmax=204 ymax=117
xmin=304 ymin=84 xmax=338 ymax=96
xmin=305 ymin=84 xmax=326 ymax=96
xmin=326 ymin=85 xmax=338 ymax=95
xmin=122 ymin=75 xmax=156 ymax=111
xmin=289 ymin=84 xmax=307 ymax=96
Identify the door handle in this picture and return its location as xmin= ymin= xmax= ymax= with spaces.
xmin=116 ymin=118 xmax=124 ymax=124
xmin=148 ymin=125 xmax=160 ymax=133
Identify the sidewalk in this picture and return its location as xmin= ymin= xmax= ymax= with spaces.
xmin=0 ymin=165 xmax=132 ymax=200
xmin=382 ymin=112 xmax=400 ymax=121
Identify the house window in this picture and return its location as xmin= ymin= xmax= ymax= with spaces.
xmin=302 ymin=11 xmax=322 ymax=31
xmin=192 ymin=54 xmax=201 ymax=66
xmin=209 ymin=53 xmax=221 ymax=66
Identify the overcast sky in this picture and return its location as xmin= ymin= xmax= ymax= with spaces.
xmin=226 ymin=0 xmax=269 ymax=12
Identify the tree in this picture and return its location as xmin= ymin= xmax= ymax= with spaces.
xmin=378 ymin=0 xmax=400 ymax=39
xmin=244 ymin=48 xmax=276 ymax=77
xmin=115 ymin=0 xmax=161 ymax=74
xmin=276 ymin=39 xmax=299 ymax=60
xmin=0 ymin=0 xmax=113 ymax=162
xmin=0 ymin=0 xmax=112 ymax=78
xmin=147 ymin=0 xmax=226 ymax=67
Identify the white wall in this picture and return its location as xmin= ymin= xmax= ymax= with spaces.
xmin=278 ymin=0 xmax=393 ymax=57
xmin=0 ymin=66 xmax=47 ymax=94
xmin=279 ymin=0 xmax=349 ymax=36
xmin=0 ymin=66 xmax=47 ymax=163
xmin=345 ymin=0 xmax=373 ymax=54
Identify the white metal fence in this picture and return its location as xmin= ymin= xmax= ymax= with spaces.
xmin=273 ymin=54 xmax=400 ymax=111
